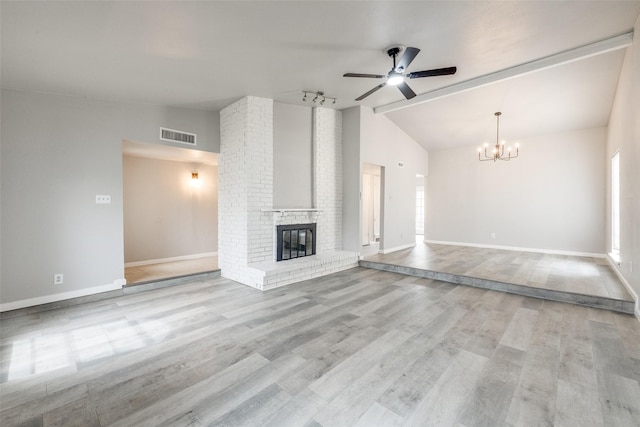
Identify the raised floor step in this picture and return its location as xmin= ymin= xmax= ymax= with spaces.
xmin=359 ymin=260 xmax=635 ymax=315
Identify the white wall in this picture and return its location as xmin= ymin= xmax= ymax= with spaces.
xmin=0 ymin=89 xmax=218 ymax=309
xmin=341 ymin=107 xmax=362 ymax=252
xmin=360 ymin=106 xmax=429 ymax=252
xmin=123 ymin=156 xmax=217 ymax=263
xmin=426 ymin=127 xmax=606 ymax=254
xmin=342 ymin=106 xmax=429 ymax=253
xmin=273 ymin=102 xmax=313 ymax=208
xmin=606 ymin=14 xmax=640 ymax=310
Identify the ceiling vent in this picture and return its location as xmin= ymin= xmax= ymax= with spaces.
xmin=160 ymin=127 xmax=197 ymax=145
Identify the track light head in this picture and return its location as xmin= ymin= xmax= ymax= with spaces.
xmin=301 ymin=91 xmax=336 ymax=106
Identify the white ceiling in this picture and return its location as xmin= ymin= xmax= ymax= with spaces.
xmin=122 ymin=139 xmax=218 ymax=165
xmin=2 ymin=1 xmax=639 ymax=152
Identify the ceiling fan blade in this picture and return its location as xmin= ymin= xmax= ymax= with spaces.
xmin=395 ymin=47 xmax=420 ymax=72
xmin=397 ymin=82 xmax=416 ymax=100
xmin=344 ymin=73 xmax=386 ymax=78
xmin=355 ymin=83 xmax=387 ymax=101
xmin=407 ymin=66 xmax=457 ymax=79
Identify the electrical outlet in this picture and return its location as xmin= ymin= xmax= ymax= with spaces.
xmin=96 ymin=195 xmax=111 ymax=204
xmin=54 ymin=273 xmax=63 ymax=285
xmin=491 ymin=233 xmax=496 ymax=239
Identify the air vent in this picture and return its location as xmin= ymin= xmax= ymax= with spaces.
xmin=160 ymin=127 xmax=197 ymax=145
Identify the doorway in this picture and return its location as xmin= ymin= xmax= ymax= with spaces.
xmin=122 ymin=140 xmax=219 ymax=285
xmin=361 ymin=163 xmax=383 ymax=256
xmin=416 ymin=174 xmax=425 ymax=237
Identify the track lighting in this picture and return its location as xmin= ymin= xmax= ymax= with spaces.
xmin=302 ymin=91 xmax=337 ymax=106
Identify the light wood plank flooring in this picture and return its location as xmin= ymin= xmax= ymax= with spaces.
xmin=363 ymin=240 xmax=633 ymax=302
xmin=125 ymin=256 xmax=219 ymax=285
xmin=1 ymin=267 xmax=639 ymax=426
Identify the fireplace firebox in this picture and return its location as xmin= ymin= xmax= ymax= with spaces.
xmin=277 ymin=223 xmax=316 ymax=261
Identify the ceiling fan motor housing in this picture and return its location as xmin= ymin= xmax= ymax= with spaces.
xmin=387 ymin=46 xmax=402 ymax=57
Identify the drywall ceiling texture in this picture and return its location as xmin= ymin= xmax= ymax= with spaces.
xmin=384 ymin=49 xmax=627 ymax=152
xmin=2 ymin=2 xmax=639 ymax=149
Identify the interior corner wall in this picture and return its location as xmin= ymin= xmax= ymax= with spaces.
xmin=606 ymin=14 xmax=640 ymax=305
xmin=359 ymin=106 xmax=429 ymax=252
xmin=123 ymin=156 xmax=218 ymax=263
xmin=426 ymin=127 xmax=606 ymax=254
xmin=341 ymin=106 xmax=363 ymax=252
xmin=0 ymin=89 xmax=218 ymax=310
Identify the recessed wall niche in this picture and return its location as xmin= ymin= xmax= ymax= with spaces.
xmin=273 ymin=102 xmax=313 ymax=209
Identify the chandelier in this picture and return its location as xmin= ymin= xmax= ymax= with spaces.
xmin=478 ymin=112 xmax=519 ymax=162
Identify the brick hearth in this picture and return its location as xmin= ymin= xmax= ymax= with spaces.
xmin=218 ymin=96 xmax=357 ymax=290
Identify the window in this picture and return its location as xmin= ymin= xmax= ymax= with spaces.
xmin=416 ymin=184 xmax=424 ymax=235
xmin=611 ymin=151 xmax=620 ymax=257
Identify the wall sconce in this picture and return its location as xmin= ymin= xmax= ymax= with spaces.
xmin=302 ymin=91 xmax=337 ymax=105
xmin=191 ymin=172 xmax=199 ymax=180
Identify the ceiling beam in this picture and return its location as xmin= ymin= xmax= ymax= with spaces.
xmin=374 ymin=31 xmax=633 ymax=115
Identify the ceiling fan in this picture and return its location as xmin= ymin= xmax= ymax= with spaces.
xmin=344 ymin=46 xmax=457 ymax=101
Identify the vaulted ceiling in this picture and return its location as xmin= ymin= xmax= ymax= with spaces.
xmin=2 ymin=1 xmax=639 ymax=152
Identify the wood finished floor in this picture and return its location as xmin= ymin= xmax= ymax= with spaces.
xmin=124 ymin=256 xmax=219 ymax=285
xmin=364 ymin=241 xmax=633 ymax=302
xmin=1 ymin=267 xmax=639 ymax=426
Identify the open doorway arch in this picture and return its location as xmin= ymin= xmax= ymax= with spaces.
xmin=361 ymin=163 xmax=383 ymax=255
xmin=122 ymin=140 xmax=218 ymax=284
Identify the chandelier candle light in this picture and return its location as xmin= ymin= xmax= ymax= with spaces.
xmin=478 ymin=112 xmax=519 ymax=162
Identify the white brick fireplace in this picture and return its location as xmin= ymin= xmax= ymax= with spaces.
xmin=219 ymin=96 xmax=358 ymax=290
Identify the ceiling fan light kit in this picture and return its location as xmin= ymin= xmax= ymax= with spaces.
xmin=343 ymin=45 xmax=457 ymax=101
xmin=478 ymin=112 xmax=520 ymax=162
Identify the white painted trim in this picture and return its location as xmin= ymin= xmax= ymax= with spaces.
xmin=0 ymin=280 xmax=124 ymax=312
xmin=423 ymin=240 xmax=606 ymax=258
xmin=375 ymin=32 xmax=633 ymax=114
xmin=380 ymin=243 xmax=416 ymax=254
xmin=125 ymin=252 xmax=218 ymax=268
xmin=609 ymin=251 xmax=621 ymax=264
xmin=606 ymin=254 xmax=640 ymax=322
xmin=261 ymin=208 xmax=322 ymax=213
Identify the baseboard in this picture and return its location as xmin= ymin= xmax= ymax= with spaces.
xmin=605 ymin=254 xmax=640 ymax=322
xmin=423 ymin=240 xmax=606 ymax=258
xmin=125 ymin=252 xmax=218 ymax=268
xmin=0 ymin=280 xmax=124 ymax=313
xmin=380 ymin=243 xmax=416 ymax=254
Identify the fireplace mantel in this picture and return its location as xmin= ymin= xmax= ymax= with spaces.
xmin=261 ymin=208 xmax=322 ymax=214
